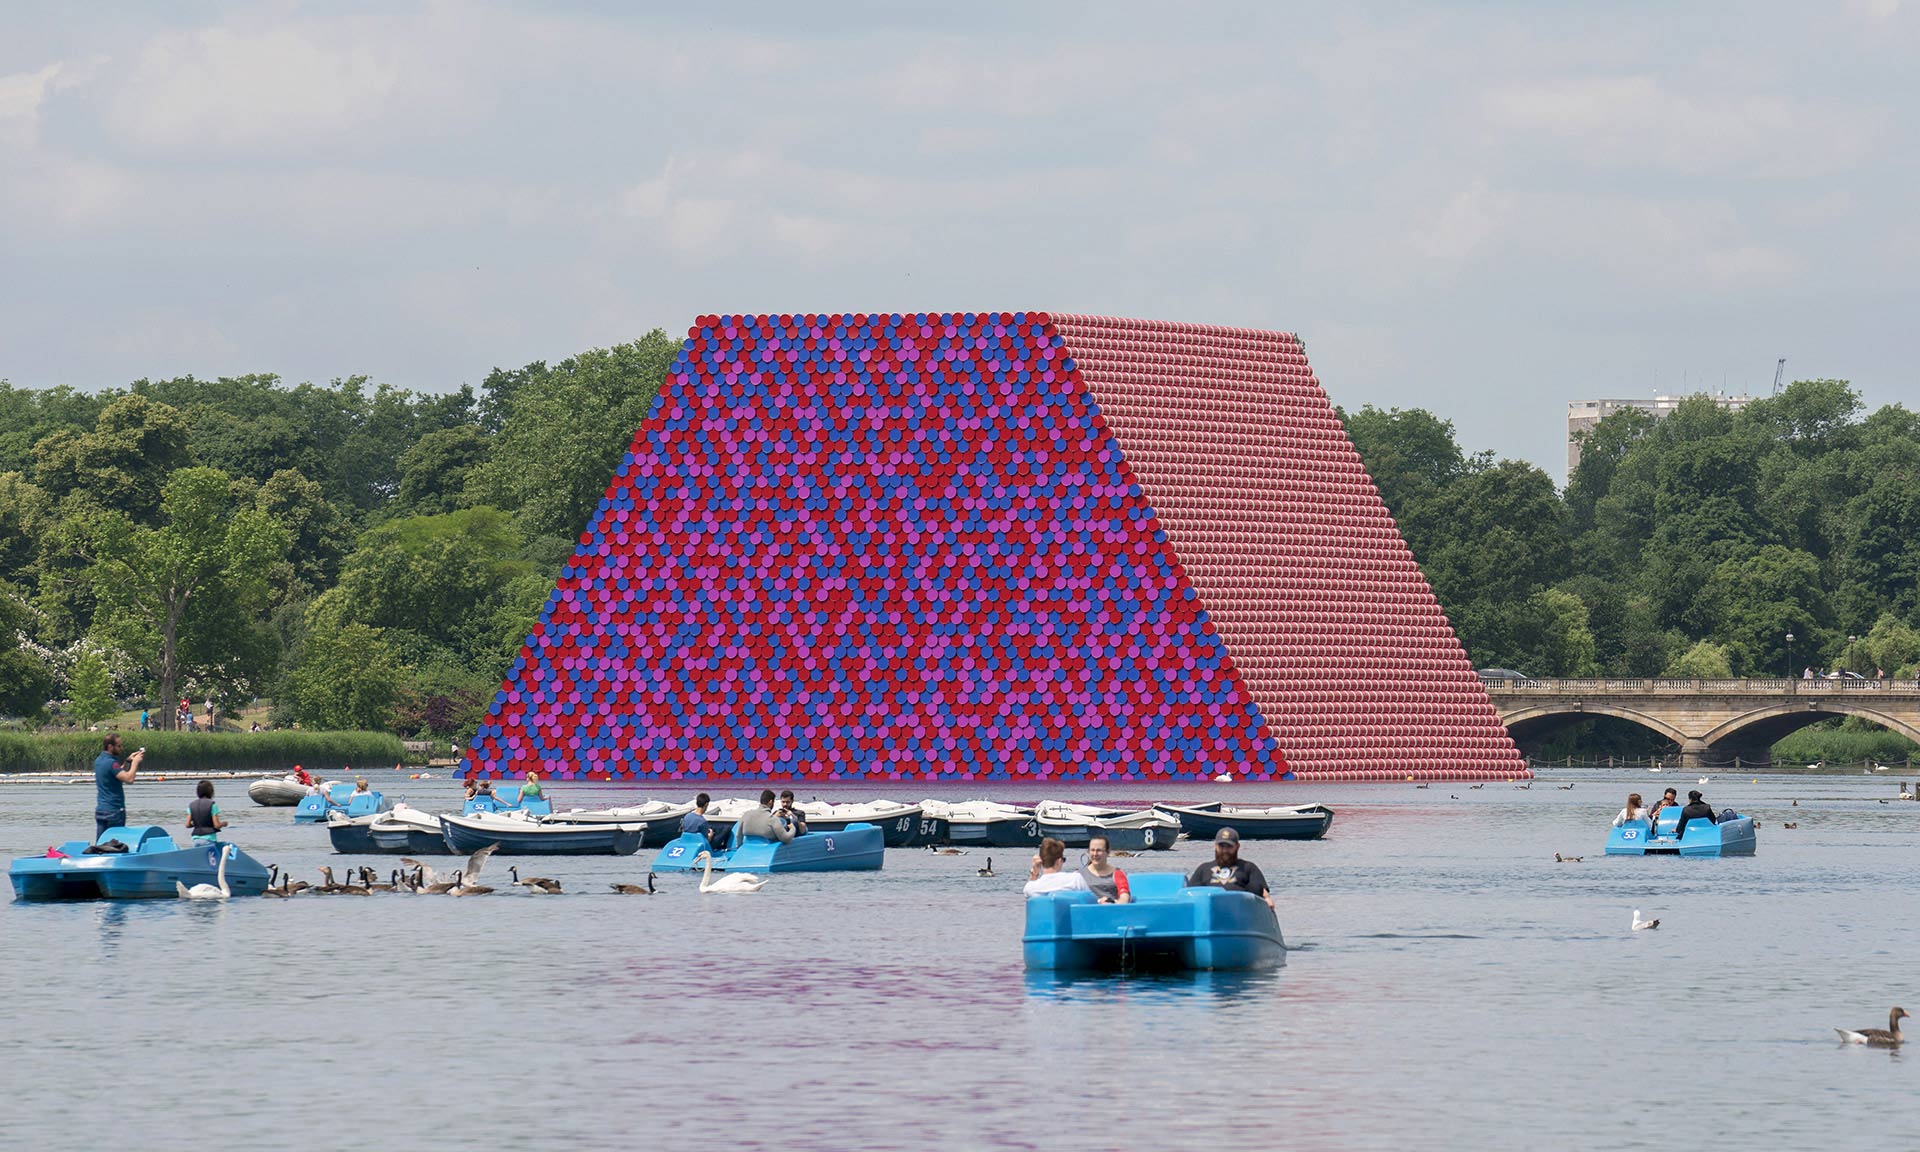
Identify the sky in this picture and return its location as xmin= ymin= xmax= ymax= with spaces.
xmin=2 ymin=1 xmax=1915 ymax=480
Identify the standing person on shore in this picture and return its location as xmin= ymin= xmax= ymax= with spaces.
xmin=93 ymin=734 xmax=145 ymax=839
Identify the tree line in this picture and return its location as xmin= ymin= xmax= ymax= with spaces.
xmin=1 ymin=343 xmax=1913 ymax=756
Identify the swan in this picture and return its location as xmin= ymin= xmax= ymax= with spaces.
xmin=610 ymin=872 xmax=657 ymax=895
xmin=176 ymin=846 xmax=232 ymax=900
xmin=977 ymin=857 xmax=995 ymax=877
xmin=1835 ymin=1007 xmax=1908 ymax=1046
xmin=1632 ymin=909 xmax=1660 ymax=931
xmin=695 ymin=851 xmax=768 ymax=893
xmin=1698 ymin=776 xmax=1710 ymax=785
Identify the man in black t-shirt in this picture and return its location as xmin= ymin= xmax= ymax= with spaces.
xmin=1186 ymin=827 xmax=1274 ymax=910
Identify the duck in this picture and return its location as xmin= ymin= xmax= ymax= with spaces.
xmin=1835 ymin=1007 xmax=1908 ymax=1046
xmin=1783 ymin=822 xmax=1798 ymax=829
xmin=1632 ymin=909 xmax=1660 ymax=931
xmin=175 ymin=845 xmax=232 ymax=900
xmin=1792 ymin=798 xmax=1799 ymax=807
xmin=977 ymin=857 xmax=995 ymax=877
xmin=610 ymin=872 xmax=658 ymax=895
xmin=695 ymin=851 xmax=768 ymax=893
xmin=1554 ymin=853 xmax=1584 ymax=863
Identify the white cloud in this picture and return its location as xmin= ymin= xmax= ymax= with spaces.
xmin=0 ymin=62 xmax=80 ymax=150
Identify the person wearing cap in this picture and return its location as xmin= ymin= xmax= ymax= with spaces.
xmin=1186 ymin=828 xmax=1273 ymax=910
xmin=1673 ymin=790 xmax=1716 ymax=840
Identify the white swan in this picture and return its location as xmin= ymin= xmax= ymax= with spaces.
xmin=1632 ymin=909 xmax=1660 ymax=931
xmin=1697 ymin=776 xmax=1710 ymax=785
xmin=695 ymin=851 xmax=768 ymax=894
xmin=176 ymin=845 xmax=232 ymax=900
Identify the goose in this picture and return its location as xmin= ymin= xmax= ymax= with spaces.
xmin=1835 ymin=1007 xmax=1908 ymax=1046
xmin=1558 ymin=784 xmax=1574 ymax=790
xmin=695 ymin=851 xmax=768 ymax=894
xmin=1450 ymin=794 xmax=1460 ymax=799
xmin=925 ymin=847 xmax=966 ymax=855
xmin=1632 ymin=909 xmax=1660 ymax=931
xmin=1554 ymin=853 xmax=1584 ymax=863
xmin=1470 ymin=783 xmax=1484 ymax=790
xmin=1414 ymin=783 xmax=1430 ymax=789
xmin=423 ymin=869 xmax=462 ymax=895
xmin=337 ymin=873 xmax=371 ymax=896
xmin=263 ymin=872 xmax=294 ymax=898
xmin=1111 ymin=850 xmax=1136 ymax=857
xmin=510 ymin=866 xmax=561 ymax=890
xmin=399 ymin=858 xmax=444 ymax=888
xmin=1515 ymin=782 xmax=1531 ymax=790
xmin=1792 ymin=798 xmax=1799 ymax=807
xmin=451 ymin=880 xmax=494 ymax=896
xmin=360 ymin=868 xmax=396 ymax=893
xmin=1783 ymin=822 xmax=1798 ymax=829
xmin=977 ymin=857 xmax=995 ymax=877
xmin=611 ymin=872 xmax=658 ymax=895
xmin=176 ymin=846 xmax=232 ymax=900
xmin=314 ymin=866 xmax=344 ymax=894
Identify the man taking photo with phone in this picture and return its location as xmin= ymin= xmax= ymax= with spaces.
xmin=94 ymin=734 xmax=145 ymax=839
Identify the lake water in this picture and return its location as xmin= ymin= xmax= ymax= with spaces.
xmin=3 ymin=769 xmax=1916 ymax=1151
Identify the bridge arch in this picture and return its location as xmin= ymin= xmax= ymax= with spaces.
xmin=1500 ymin=703 xmax=1689 ymax=748
xmin=1699 ymin=702 xmax=1920 ymax=750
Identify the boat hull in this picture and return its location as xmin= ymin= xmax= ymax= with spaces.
xmin=948 ymin=815 xmax=1041 ymax=848
xmin=652 ymin=825 xmax=886 ymax=874
xmin=247 ymin=778 xmax=307 ymax=806
xmin=1606 ymin=814 xmax=1757 ymax=858
xmin=369 ymin=824 xmax=453 ymax=854
xmin=325 ymin=817 xmax=378 ymax=854
xmin=11 ymin=829 xmax=271 ymax=900
xmin=438 ymin=815 xmax=645 ymax=856
xmin=1157 ymin=803 xmax=1334 ymax=841
xmin=803 ymin=806 xmax=924 ymax=847
xmin=1023 ymin=873 xmax=1283 ymax=972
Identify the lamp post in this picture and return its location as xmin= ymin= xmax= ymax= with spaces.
xmin=1786 ymin=631 xmax=1795 ymax=692
xmin=1848 ymin=634 xmax=1859 ymax=677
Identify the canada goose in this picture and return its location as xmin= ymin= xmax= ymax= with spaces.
xmin=451 ymin=878 xmax=495 ymax=896
xmin=1111 ymin=851 xmax=1135 ymax=857
xmin=399 ymin=858 xmax=443 ymax=888
xmin=1792 ymin=798 xmax=1799 ymax=807
xmin=1835 ymin=1007 xmax=1908 ymax=1046
xmin=360 ymin=867 xmax=396 ymax=893
xmin=423 ymin=870 xmax=462 ymax=895
xmin=610 ymin=872 xmax=658 ymax=895
xmin=925 ymin=847 xmax=966 ymax=855
xmin=1632 ymin=909 xmax=1660 ymax=931
xmin=1450 ymin=795 xmax=1460 ymax=799
xmin=695 ymin=851 xmax=768 ymax=893
xmin=1414 ymin=783 xmax=1429 ymax=789
xmin=176 ymin=845 xmax=232 ymax=900
xmin=267 ymin=865 xmax=280 ymax=889
xmin=1554 ymin=853 xmax=1584 ymax=863
xmin=1470 ymin=783 xmax=1484 ymax=790
xmin=263 ymin=873 xmax=294 ymax=898
xmin=977 ymin=857 xmax=995 ymax=877
xmin=1558 ymin=784 xmax=1574 ymax=790
xmin=510 ymin=866 xmax=560 ymax=891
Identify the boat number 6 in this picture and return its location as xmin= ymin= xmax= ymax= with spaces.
xmin=1621 ymin=829 xmax=1638 ymax=840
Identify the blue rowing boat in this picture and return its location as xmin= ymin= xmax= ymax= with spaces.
xmin=1606 ymin=810 xmax=1757 ymax=857
xmin=1022 ymin=873 xmax=1285 ymax=971
xmin=11 ymin=827 xmax=272 ymax=900
xmin=652 ymin=824 xmax=886 ymax=874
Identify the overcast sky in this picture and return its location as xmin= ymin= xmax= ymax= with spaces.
xmin=3 ymin=2 xmax=1914 ymax=479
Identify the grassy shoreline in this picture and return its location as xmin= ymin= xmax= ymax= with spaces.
xmin=0 ymin=731 xmax=408 ymax=774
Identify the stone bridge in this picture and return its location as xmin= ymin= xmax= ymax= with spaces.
xmin=1484 ymin=678 xmax=1920 ymax=767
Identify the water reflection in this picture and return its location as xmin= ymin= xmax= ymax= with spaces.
xmin=1023 ymin=966 xmax=1285 ymax=1004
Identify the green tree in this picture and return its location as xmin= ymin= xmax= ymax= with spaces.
xmin=67 ymin=649 xmax=116 ymax=724
xmin=1696 ymin=546 xmax=1826 ymax=674
xmin=33 ymin=395 xmax=194 ymax=521
xmin=282 ymin=612 xmax=401 ymax=731
xmin=1663 ymin=639 xmax=1734 ymax=678
xmin=0 ymin=585 xmax=53 ymax=717
xmin=471 ymin=333 xmax=679 ymax=540
xmin=89 ymin=467 xmax=290 ymax=728
xmin=1859 ymin=613 xmax=1920 ymax=678
xmin=394 ymin=425 xmax=490 ymax=515
xmin=329 ymin=506 xmax=537 ymax=665
xmin=256 ymin=468 xmax=351 ymax=596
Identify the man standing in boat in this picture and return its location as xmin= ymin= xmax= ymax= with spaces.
xmin=92 ymin=734 xmax=145 ymax=839
xmin=1186 ymin=828 xmax=1274 ymax=911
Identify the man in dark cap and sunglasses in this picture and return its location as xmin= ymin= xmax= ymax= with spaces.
xmin=1186 ymin=828 xmax=1273 ymax=910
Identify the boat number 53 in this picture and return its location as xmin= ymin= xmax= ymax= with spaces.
xmin=1621 ymin=829 xmax=1638 ymax=840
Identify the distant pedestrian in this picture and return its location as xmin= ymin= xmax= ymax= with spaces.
xmin=139 ymin=710 xmax=150 ymax=730
xmin=1803 ymin=667 xmax=1814 ymax=680
xmin=1877 ymin=667 xmax=1886 ymax=679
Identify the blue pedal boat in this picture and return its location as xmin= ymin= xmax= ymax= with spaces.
xmin=463 ymin=786 xmax=552 ymax=817
xmin=1023 ymin=873 xmax=1285 ymax=971
xmin=1606 ymin=811 xmax=1757 ymax=857
xmin=294 ymin=783 xmax=392 ymax=824
xmin=652 ymin=824 xmax=886 ymax=874
xmin=11 ymin=828 xmax=271 ymax=900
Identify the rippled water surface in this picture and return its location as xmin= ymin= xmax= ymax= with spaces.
xmin=4 ymin=770 xmax=1916 ymax=1151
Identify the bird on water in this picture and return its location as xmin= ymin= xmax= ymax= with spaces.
xmin=1835 ymin=1007 xmax=1908 ymax=1047
xmin=611 ymin=872 xmax=657 ymax=895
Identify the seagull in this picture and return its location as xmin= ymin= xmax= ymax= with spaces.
xmin=176 ymin=846 xmax=232 ymax=900
xmin=1835 ymin=1007 xmax=1908 ymax=1047
xmin=1632 ymin=909 xmax=1660 ymax=931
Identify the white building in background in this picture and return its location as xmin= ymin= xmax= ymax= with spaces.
xmin=1566 ymin=393 xmax=1755 ymax=475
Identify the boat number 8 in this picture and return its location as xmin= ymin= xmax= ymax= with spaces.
xmin=1621 ymin=829 xmax=1638 ymax=840
xmin=1143 ymin=829 xmax=1155 ymax=847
